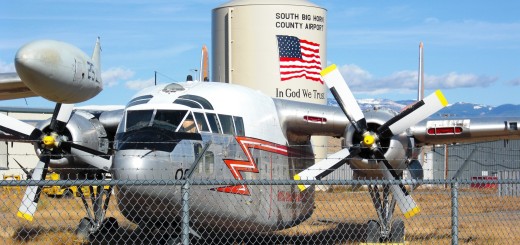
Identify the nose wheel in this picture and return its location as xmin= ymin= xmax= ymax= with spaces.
xmin=367 ymin=184 xmax=406 ymax=243
xmin=74 ymin=175 xmax=118 ymax=241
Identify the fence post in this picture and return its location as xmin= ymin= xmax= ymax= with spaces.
xmin=181 ymin=180 xmax=191 ymax=245
xmin=451 ymin=181 xmax=459 ymax=245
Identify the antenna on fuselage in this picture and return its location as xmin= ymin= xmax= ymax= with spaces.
xmin=418 ymin=42 xmax=424 ymax=101
xmin=200 ymin=45 xmax=209 ymax=82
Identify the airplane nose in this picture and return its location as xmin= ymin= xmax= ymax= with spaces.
xmin=13 ymin=39 xmax=93 ymax=103
xmin=112 ymin=149 xmax=174 ymax=180
xmin=14 ymin=40 xmax=60 ymax=84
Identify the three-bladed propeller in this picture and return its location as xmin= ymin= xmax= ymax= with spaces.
xmin=0 ymin=103 xmax=110 ymax=221
xmin=295 ymin=64 xmax=448 ymax=218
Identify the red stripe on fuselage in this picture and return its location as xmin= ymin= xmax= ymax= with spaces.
xmin=215 ymin=136 xmax=288 ymax=195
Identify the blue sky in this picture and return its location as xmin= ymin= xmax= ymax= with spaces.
xmin=1 ymin=0 xmax=519 ymax=108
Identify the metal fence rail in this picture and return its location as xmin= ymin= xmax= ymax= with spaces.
xmin=0 ymin=178 xmax=519 ymax=244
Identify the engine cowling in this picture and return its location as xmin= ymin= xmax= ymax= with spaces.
xmin=34 ymin=110 xmax=109 ymax=172
xmin=343 ymin=109 xmax=417 ymax=179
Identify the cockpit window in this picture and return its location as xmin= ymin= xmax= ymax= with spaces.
xmin=194 ymin=112 xmax=210 ymax=132
xmin=206 ymin=113 xmax=221 ymax=134
xmin=219 ymin=114 xmax=235 ymax=135
xmin=126 ymin=110 xmax=154 ymax=132
xmin=124 ymin=109 xmax=245 ymax=136
xmin=234 ymin=116 xmax=245 ymax=136
xmin=126 ymin=109 xmax=188 ymax=132
xmin=152 ymin=110 xmax=188 ymax=131
xmin=178 ymin=112 xmax=198 ymax=133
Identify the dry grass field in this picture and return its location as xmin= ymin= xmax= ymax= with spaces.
xmin=0 ymin=185 xmax=519 ymax=244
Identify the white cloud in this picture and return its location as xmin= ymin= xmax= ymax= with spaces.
xmin=337 ymin=64 xmax=498 ymax=95
xmin=125 ymin=77 xmax=155 ymax=90
xmin=0 ymin=60 xmax=15 ymax=73
xmin=507 ymin=77 xmax=520 ymax=86
xmin=101 ymin=67 xmax=135 ymax=87
xmin=337 ymin=64 xmax=373 ymax=87
xmin=427 ymin=72 xmax=497 ymax=89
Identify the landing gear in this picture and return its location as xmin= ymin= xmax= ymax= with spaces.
xmin=74 ymin=176 xmax=119 ymax=241
xmin=366 ymin=184 xmax=405 ymax=243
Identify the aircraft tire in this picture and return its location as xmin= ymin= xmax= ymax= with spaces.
xmin=366 ymin=220 xmax=381 ymax=243
xmin=75 ymin=217 xmax=93 ymax=240
xmin=100 ymin=217 xmax=119 ymax=233
xmin=390 ymin=219 xmax=405 ymax=242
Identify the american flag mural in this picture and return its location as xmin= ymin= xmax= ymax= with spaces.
xmin=276 ymin=35 xmax=323 ymax=84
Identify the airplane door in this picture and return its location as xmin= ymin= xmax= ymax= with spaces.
xmin=74 ymin=59 xmax=84 ymax=82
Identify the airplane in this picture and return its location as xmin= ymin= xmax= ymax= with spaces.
xmin=1 ymin=38 xmax=520 ymax=243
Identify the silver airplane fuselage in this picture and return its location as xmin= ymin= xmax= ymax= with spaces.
xmin=111 ymin=81 xmax=319 ymax=232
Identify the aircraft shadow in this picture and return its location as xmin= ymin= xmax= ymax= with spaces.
xmin=82 ymin=221 xmax=368 ymax=245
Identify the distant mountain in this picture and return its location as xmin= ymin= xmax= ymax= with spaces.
xmin=327 ymin=98 xmax=520 ymax=118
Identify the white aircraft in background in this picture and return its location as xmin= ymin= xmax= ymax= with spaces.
xmin=1 ymin=39 xmax=519 ymax=243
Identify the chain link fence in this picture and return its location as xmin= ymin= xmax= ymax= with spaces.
xmin=0 ymin=178 xmax=519 ymax=244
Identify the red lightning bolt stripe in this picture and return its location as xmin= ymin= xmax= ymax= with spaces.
xmin=216 ymin=136 xmax=288 ymax=195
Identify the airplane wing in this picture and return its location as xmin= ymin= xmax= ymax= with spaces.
xmin=410 ymin=117 xmax=520 ymax=145
xmin=0 ymin=72 xmax=37 ymax=100
xmin=274 ymin=98 xmax=520 ymax=145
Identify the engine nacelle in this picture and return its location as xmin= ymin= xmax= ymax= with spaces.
xmin=15 ymin=40 xmax=102 ymax=103
xmin=35 ymin=110 xmax=109 ymax=171
xmin=343 ymin=109 xmax=415 ymax=179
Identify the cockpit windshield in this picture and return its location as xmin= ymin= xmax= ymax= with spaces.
xmin=124 ymin=109 xmax=245 ymax=136
xmin=126 ymin=109 xmax=188 ymax=132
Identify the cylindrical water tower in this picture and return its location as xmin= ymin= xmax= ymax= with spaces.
xmin=212 ymin=0 xmax=328 ymax=157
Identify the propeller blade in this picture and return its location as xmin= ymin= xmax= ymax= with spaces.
xmin=17 ymin=155 xmax=50 ymax=221
xmin=0 ymin=113 xmax=42 ymax=140
xmin=377 ymin=90 xmax=448 ymax=139
xmin=13 ymin=159 xmax=32 ymax=178
xmin=49 ymin=103 xmax=74 ymax=132
xmin=377 ymin=161 xmax=420 ymax=218
xmin=70 ymin=143 xmax=112 ymax=171
xmin=372 ymin=149 xmax=420 ymax=218
xmin=321 ymin=64 xmax=367 ymax=133
xmin=294 ymin=148 xmax=352 ymax=191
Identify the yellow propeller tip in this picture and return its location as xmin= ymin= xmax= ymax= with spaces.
xmin=294 ymin=174 xmax=309 ymax=192
xmin=404 ymin=206 xmax=420 ymax=219
xmin=17 ymin=211 xmax=34 ymax=222
xmin=320 ymin=64 xmax=337 ymax=76
xmin=435 ymin=90 xmax=448 ymax=107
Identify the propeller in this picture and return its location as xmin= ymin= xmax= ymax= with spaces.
xmin=0 ymin=103 xmax=73 ymax=221
xmin=13 ymin=159 xmax=32 ymax=179
xmin=0 ymin=103 xmax=110 ymax=221
xmin=295 ymin=64 xmax=448 ymax=219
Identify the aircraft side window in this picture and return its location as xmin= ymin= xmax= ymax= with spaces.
xmin=153 ymin=110 xmax=188 ymax=131
xmin=193 ymin=112 xmax=210 ymax=132
xmin=233 ymin=116 xmax=245 ymax=136
xmin=178 ymin=112 xmax=198 ymax=133
xmin=219 ymin=114 xmax=235 ymax=135
xmin=193 ymin=143 xmax=203 ymax=173
xmin=126 ymin=110 xmax=154 ymax=132
xmin=205 ymin=151 xmax=214 ymax=175
xmin=206 ymin=113 xmax=222 ymax=134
